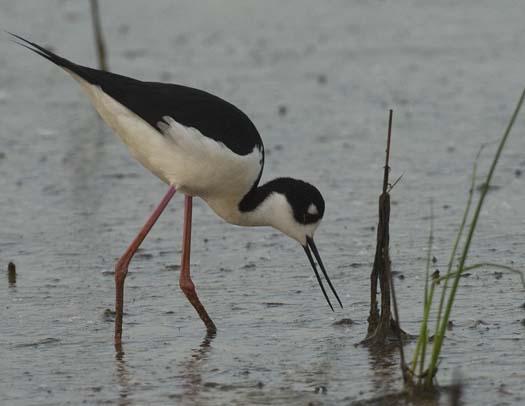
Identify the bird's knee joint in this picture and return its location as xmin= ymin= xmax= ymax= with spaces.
xmin=115 ymin=261 xmax=129 ymax=283
xmin=179 ymin=279 xmax=195 ymax=294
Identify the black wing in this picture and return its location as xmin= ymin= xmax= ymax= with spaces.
xmin=10 ymin=33 xmax=263 ymax=157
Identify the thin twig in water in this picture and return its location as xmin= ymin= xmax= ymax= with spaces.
xmin=90 ymin=0 xmax=108 ymax=71
xmin=382 ymin=109 xmax=393 ymax=193
xmin=384 ymin=110 xmax=407 ymax=380
xmin=387 ymin=173 xmax=404 ymax=193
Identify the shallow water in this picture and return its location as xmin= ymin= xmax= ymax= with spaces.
xmin=1 ymin=1 xmax=525 ymax=405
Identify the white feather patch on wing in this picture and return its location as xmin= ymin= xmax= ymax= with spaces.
xmin=156 ymin=115 xmax=262 ymax=200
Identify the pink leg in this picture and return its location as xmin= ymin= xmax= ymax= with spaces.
xmin=179 ymin=195 xmax=217 ymax=333
xmin=114 ymin=186 xmax=177 ymax=348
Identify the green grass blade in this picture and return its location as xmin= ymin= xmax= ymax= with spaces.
xmin=410 ymin=203 xmax=434 ymax=375
xmin=425 ymin=88 xmax=525 ymax=387
xmin=430 ymin=154 xmax=478 ymax=355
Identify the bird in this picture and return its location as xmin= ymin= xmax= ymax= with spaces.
xmin=10 ymin=33 xmax=343 ymax=347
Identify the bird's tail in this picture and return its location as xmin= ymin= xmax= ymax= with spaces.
xmin=7 ymin=32 xmax=117 ymax=88
xmin=7 ymin=32 xmax=80 ymax=73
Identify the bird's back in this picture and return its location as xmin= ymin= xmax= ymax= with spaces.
xmin=74 ymin=67 xmax=263 ymax=157
xmin=13 ymin=34 xmax=263 ymax=157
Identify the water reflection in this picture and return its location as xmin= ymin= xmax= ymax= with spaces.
xmin=65 ymin=114 xmax=109 ymax=255
xmin=365 ymin=345 xmax=441 ymax=406
xmin=367 ymin=345 xmax=401 ymax=399
xmin=179 ymin=331 xmax=216 ymax=404
xmin=114 ymin=349 xmax=133 ymax=406
xmin=112 ymin=332 xmax=216 ymax=405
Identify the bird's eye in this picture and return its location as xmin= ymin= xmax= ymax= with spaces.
xmin=307 ymin=203 xmax=318 ymax=215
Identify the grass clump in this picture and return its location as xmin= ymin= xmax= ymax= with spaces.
xmin=408 ymin=89 xmax=525 ymax=388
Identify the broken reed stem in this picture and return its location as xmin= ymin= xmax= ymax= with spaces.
xmin=384 ymin=110 xmax=407 ymax=379
xmin=367 ymin=109 xmax=393 ymax=335
xmin=388 ymin=249 xmax=406 ymax=380
xmin=425 ymin=88 xmax=525 ymax=387
xmin=383 ymin=109 xmax=393 ymax=193
xmin=89 ymin=0 xmax=108 ymax=71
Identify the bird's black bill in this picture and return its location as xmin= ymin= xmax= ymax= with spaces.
xmin=303 ymin=244 xmax=334 ymax=311
xmin=306 ymin=236 xmax=343 ymax=310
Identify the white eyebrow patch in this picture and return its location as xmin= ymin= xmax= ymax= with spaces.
xmin=307 ymin=203 xmax=318 ymax=215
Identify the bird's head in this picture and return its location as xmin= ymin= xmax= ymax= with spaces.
xmin=241 ymin=177 xmax=342 ymax=310
xmin=268 ymin=178 xmax=325 ymax=244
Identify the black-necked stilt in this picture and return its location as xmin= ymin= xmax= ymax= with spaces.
xmin=11 ymin=33 xmax=342 ymax=346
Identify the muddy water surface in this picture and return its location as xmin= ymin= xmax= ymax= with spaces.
xmin=1 ymin=1 xmax=525 ymax=405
